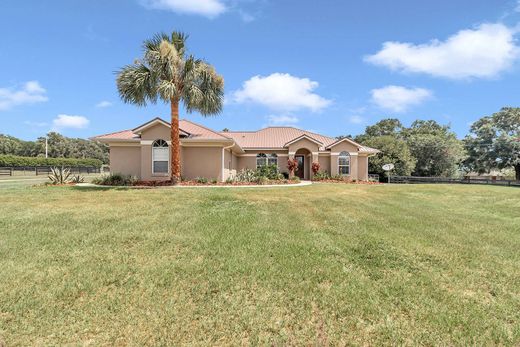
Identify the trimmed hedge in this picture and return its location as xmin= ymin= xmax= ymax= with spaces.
xmin=0 ymin=155 xmax=102 ymax=167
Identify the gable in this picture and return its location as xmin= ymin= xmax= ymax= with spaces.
xmin=328 ymin=140 xmax=358 ymax=152
xmin=140 ymin=122 xmax=171 ymax=141
xmin=287 ymin=137 xmax=320 ymax=153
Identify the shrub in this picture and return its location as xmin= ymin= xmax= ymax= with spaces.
xmin=287 ymin=158 xmax=298 ymax=176
xmin=225 ymin=176 xmax=234 ymax=184
xmin=235 ymin=169 xmax=257 ymax=183
xmin=70 ymin=174 xmax=85 ymax=183
xmin=92 ymin=173 xmax=137 ymax=186
xmin=0 ymin=154 xmax=102 ymax=168
xmin=48 ymin=167 xmax=72 ymax=185
xmin=195 ymin=177 xmax=208 ymax=184
xmin=256 ymin=164 xmax=279 ymax=179
xmin=291 ymin=176 xmax=301 ymax=183
xmin=311 ymin=162 xmax=320 ymax=175
xmin=210 ymin=178 xmax=218 ymax=184
xmin=313 ymin=171 xmax=330 ymax=181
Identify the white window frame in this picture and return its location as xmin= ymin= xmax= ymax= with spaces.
xmin=338 ymin=151 xmax=350 ymax=175
xmin=256 ymin=153 xmax=278 ymax=168
xmin=152 ymin=139 xmax=169 ymax=175
xmin=256 ymin=153 xmax=267 ymax=168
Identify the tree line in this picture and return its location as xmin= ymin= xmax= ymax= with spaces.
xmin=0 ymin=132 xmax=109 ymax=164
xmin=349 ymin=107 xmax=520 ymax=180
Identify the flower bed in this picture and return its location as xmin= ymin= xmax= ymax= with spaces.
xmin=135 ymin=179 xmax=296 ymax=187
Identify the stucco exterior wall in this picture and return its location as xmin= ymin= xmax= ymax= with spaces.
xmin=223 ymin=149 xmax=237 ymax=180
xmin=329 ymin=141 xmax=360 ymax=179
xmin=236 ymin=150 xmax=289 ymax=173
xmin=318 ymin=155 xmax=331 ymax=174
xmin=181 ymin=146 xmax=223 ymax=181
xmin=140 ymin=123 xmax=170 ymax=141
xmin=109 ymin=146 xmax=141 ymax=177
xmin=287 ymin=138 xmax=320 ymax=154
xmin=357 ymin=155 xmax=369 ymax=181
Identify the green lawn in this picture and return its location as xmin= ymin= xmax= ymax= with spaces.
xmin=1 ymin=183 xmax=519 ymax=346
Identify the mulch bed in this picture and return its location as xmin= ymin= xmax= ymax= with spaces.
xmin=134 ymin=179 xmax=297 ymax=187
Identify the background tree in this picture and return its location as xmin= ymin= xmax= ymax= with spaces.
xmin=357 ymin=135 xmax=416 ymax=177
xmin=403 ymin=120 xmax=465 ymax=177
xmin=464 ymin=107 xmax=520 ymax=180
xmin=117 ymin=31 xmax=224 ymax=183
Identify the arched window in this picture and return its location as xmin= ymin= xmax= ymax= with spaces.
xmin=256 ymin=153 xmax=267 ymax=168
xmin=338 ymin=151 xmax=350 ymax=175
xmin=152 ymin=139 xmax=169 ymax=174
xmin=267 ymin=153 xmax=278 ymax=166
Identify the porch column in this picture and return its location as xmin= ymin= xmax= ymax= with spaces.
xmin=288 ymin=152 xmax=295 ymax=178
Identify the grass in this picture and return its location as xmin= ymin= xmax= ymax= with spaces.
xmin=0 ymin=183 xmax=519 ymax=346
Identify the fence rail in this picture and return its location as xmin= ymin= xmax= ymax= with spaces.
xmin=389 ymin=175 xmax=520 ymax=187
xmin=0 ymin=166 xmax=102 ymax=176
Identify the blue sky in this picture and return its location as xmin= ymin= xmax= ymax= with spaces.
xmin=1 ymin=0 xmax=519 ymax=140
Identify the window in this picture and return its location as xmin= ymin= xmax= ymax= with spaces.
xmin=256 ymin=153 xmax=278 ymax=168
xmin=338 ymin=151 xmax=350 ymax=175
xmin=152 ymin=139 xmax=169 ymax=174
xmin=267 ymin=153 xmax=278 ymax=166
xmin=256 ymin=153 xmax=267 ymax=168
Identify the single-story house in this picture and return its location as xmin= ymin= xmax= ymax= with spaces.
xmin=93 ymin=117 xmax=379 ymax=181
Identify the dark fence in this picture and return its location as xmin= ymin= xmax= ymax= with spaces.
xmin=389 ymin=175 xmax=520 ymax=187
xmin=0 ymin=166 xmax=102 ymax=176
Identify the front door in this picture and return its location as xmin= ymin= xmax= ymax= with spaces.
xmin=295 ymin=155 xmax=305 ymax=179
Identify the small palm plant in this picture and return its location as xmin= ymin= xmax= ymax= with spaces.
xmin=116 ymin=31 xmax=224 ymax=184
xmin=48 ymin=167 xmax=72 ymax=185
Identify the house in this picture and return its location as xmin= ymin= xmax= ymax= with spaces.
xmin=93 ymin=117 xmax=379 ymax=182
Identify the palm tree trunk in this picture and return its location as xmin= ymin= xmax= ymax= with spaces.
xmin=170 ymin=98 xmax=181 ymax=184
xmin=515 ymin=164 xmax=520 ymax=181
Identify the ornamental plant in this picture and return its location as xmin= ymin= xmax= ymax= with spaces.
xmin=311 ymin=162 xmax=320 ymax=175
xmin=287 ymin=158 xmax=298 ymax=176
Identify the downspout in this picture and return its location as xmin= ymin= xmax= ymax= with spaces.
xmin=221 ymin=142 xmax=235 ymax=182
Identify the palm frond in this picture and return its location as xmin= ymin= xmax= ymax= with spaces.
xmin=116 ymin=63 xmax=158 ymax=106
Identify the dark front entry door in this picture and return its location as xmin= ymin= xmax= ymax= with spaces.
xmin=295 ymin=155 xmax=304 ymax=179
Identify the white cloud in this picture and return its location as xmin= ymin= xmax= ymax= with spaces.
xmin=348 ymin=115 xmax=364 ymax=124
xmin=96 ymin=100 xmax=113 ymax=108
xmin=232 ymin=73 xmax=331 ymax=112
xmin=52 ymin=115 xmax=90 ymax=130
xmin=140 ymin=0 xmax=226 ymax=18
xmin=365 ymin=23 xmax=520 ymax=79
xmin=266 ymin=115 xmax=299 ymax=126
xmin=0 ymin=81 xmax=48 ymax=111
xmin=370 ymin=86 xmax=432 ymax=113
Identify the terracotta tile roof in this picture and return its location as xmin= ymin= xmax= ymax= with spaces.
xmin=92 ymin=119 xmax=231 ymax=141
xmin=92 ymin=119 xmax=379 ymax=154
xmin=180 ymin=119 xmax=231 ymax=140
xmin=91 ymin=130 xmax=139 ymax=141
xmin=221 ymin=127 xmax=379 ymax=153
xmin=222 ymin=127 xmax=336 ymax=150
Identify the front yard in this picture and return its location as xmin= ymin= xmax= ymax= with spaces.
xmin=1 ymin=183 xmax=519 ymax=345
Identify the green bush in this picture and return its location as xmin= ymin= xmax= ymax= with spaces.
xmin=313 ymin=171 xmax=330 ymax=181
xmin=256 ymin=164 xmax=279 ymax=179
xmin=0 ymin=154 xmax=102 ymax=167
xmin=92 ymin=173 xmax=137 ymax=186
xmin=195 ymin=177 xmax=208 ymax=184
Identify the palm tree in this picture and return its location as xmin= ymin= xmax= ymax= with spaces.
xmin=116 ymin=31 xmax=224 ymax=183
